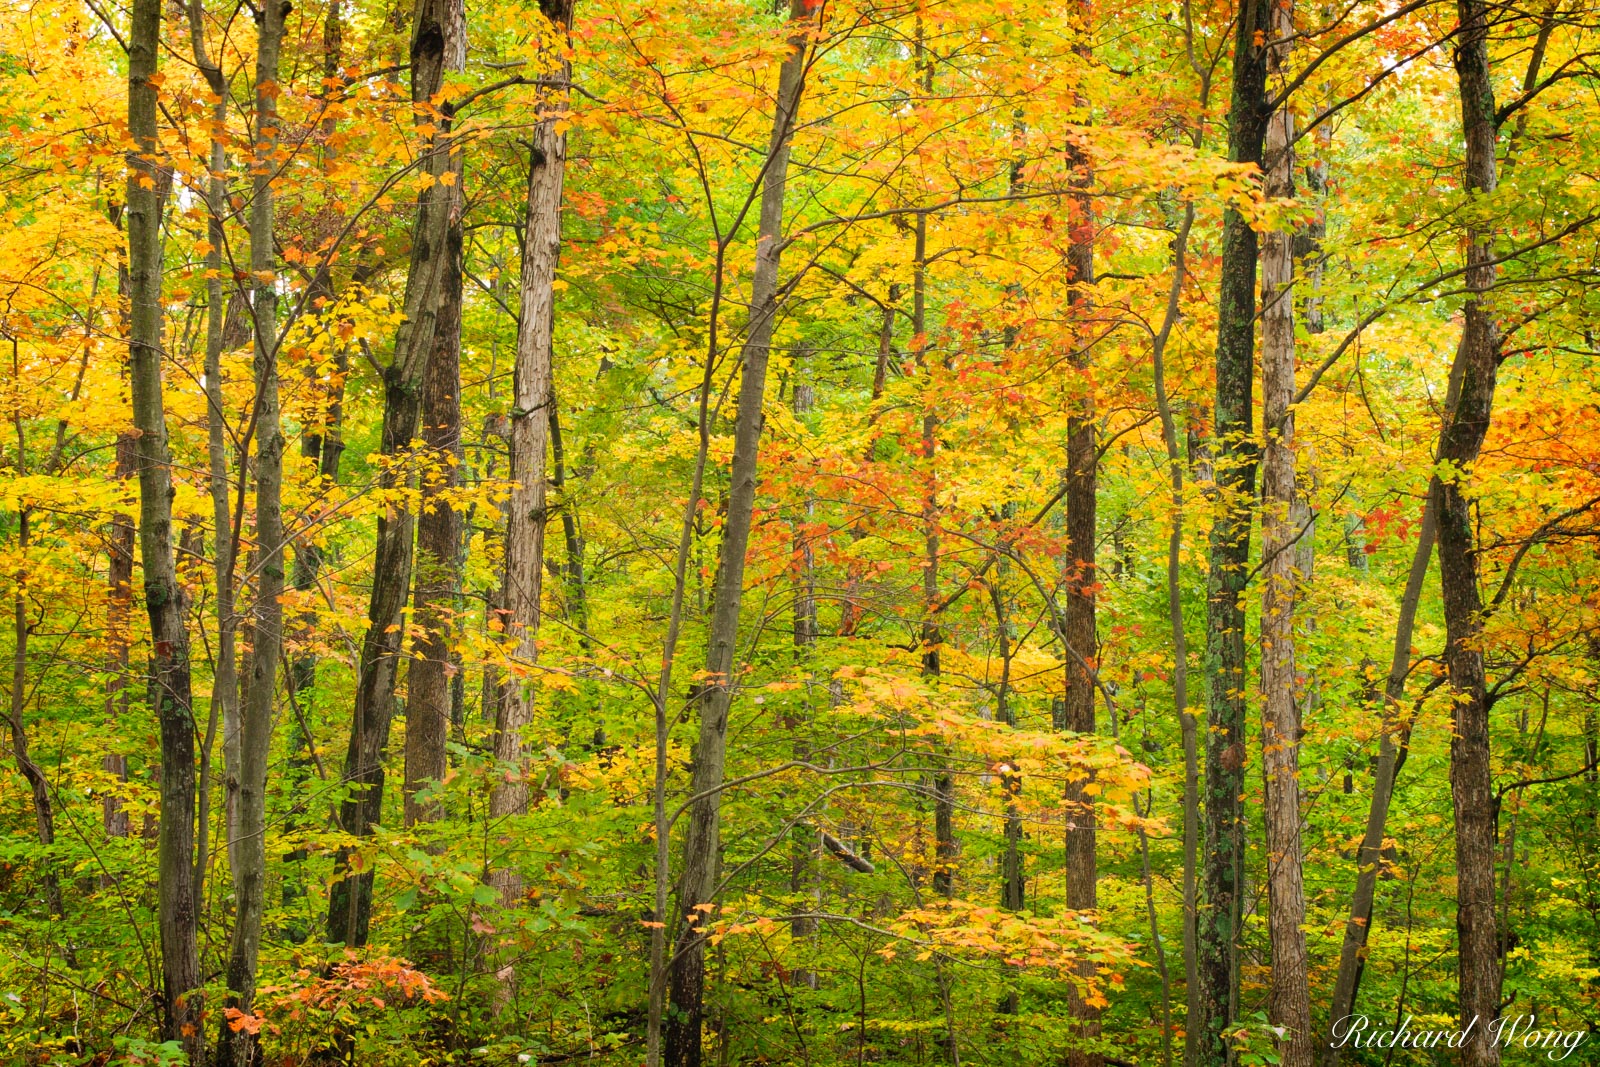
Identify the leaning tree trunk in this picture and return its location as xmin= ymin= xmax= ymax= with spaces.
xmin=1197 ymin=1 xmax=1270 ymax=1062
xmin=1320 ymin=406 xmax=1446 ymax=1064
xmin=1440 ymin=2 xmax=1503 ymax=1061
xmin=664 ymin=8 xmax=811 ymax=1065
xmin=405 ymin=4 xmax=467 ymax=831
xmin=218 ymin=2 xmax=287 ymax=1059
xmin=127 ymin=0 xmax=202 ymax=1056
xmin=1258 ymin=7 xmax=1313 ymax=1065
xmin=327 ymin=0 xmax=463 ymax=946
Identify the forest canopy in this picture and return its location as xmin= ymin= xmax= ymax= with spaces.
xmin=1 ymin=0 xmax=1599 ymax=1064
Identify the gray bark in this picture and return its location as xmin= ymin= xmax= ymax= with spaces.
xmin=128 ymin=0 xmax=203 ymax=1054
xmin=219 ymin=3 xmax=288 ymax=1059
xmin=405 ymin=3 xmax=467 ymax=830
xmin=1150 ymin=201 xmax=1197 ymax=1067
xmin=1258 ymin=8 xmax=1313 ymax=1063
xmin=492 ymin=0 xmax=573 ymax=906
xmin=664 ymin=7 xmax=811 ymax=1063
xmin=327 ymin=0 xmax=464 ymax=945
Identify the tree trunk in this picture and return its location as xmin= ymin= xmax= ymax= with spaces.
xmin=1320 ymin=479 xmax=1439 ymax=1065
xmin=8 ymin=510 xmax=65 ymax=920
xmin=1440 ymin=2 xmax=1502 ymax=1059
xmin=127 ymin=0 xmax=202 ymax=1054
xmin=1258 ymin=9 xmax=1313 ymax=1063
xmin=104 ymin=435 xmax=135 ymax=842
xmin=405 ymin=8 xmax=467 ymax=830
xmin=184 ymin=0 xmax=244 ymax=880
xmin=219 ymin=4 xmax=288 ymax=1059
xmin=328 ymin=0 xmax=463 ymax=946
xmin=288 ymin=0 xmax=350 ymax=768
xmin=492 ymin=0 xmax=573 ymax=908
xmin=1150 ymin=202 xmax=1197 ymax=1067
xmin=1197 ymin=0 xmax=1270 ymax=1060
xmin=664 ymin=8 xmax=811 ymax=1063
xmin=1062 ymin=122 xmax=1101 ymax=1067
xmin=789 ymin=365 xmax=819 ymax=990
xmin=548 ymin=402 xmax=589 ymax=643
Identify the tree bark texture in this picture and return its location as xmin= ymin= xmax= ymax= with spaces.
xmin=405 ymin=5 xmax=467 ymax=830
xmin=1258 ymin=9 xmax=1313 ymax=1063
xmin=492 ymin=0 xmax=573 ymax=904
xmin=1197 ymin=1 xmax=1270 ymax=1061
xmin=328 ymin=0 xmax=464 ymax=946
xmin=128 ymin=0 xmax=203 ymax=1054
xmin=1441 ymin=2 xmax=1503 ymax=1060
xmin=1062 ymin=125 xmax=1101 ymax=1067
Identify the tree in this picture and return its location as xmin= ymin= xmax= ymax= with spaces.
xmin=1197 ymin=0 xmax=1271 ymax=1061
xmin=127 ymin=0 xmax=202 ymax=1055
xmin=328 ymin=0 xmax=466 ymax=946
xmin=664 ymin=4 xmax=814 ymax=1063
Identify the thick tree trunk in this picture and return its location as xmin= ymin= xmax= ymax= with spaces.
xmin=328 ymin=0 xmax=463 ymax=946
xmin=664 ymin=8 xmax=810 ymax=1064
xmin=127 ymin=0 xmax=202 ymax=1055
xmin=1197 ymin=1 xmax=1270 ymax=1061
xmin=1062 ymin=125 xmax=1101 ymax=1067
xmin=492 ymin=0 xmax=573 ymax=906
xmin=219 ymin=5 xmax=288 ymax=1059
xmin=405 ymin=11 xmax=467 ymax=830
xmin=1441 ymin=3 xmax=1503 ymax=1060
xmin=1258 ymin=10 xmax=1313 ymax=1063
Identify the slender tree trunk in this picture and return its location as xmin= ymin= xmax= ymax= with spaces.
xmin=288 ymin=0 xmax=350 ymax=763
xmin=405 ymin=8 xmax=467 ymax=830
xmin=188 ymin=21 xmax=242 ymax=884
xmin=871 ymin=286 xmax=898 ymax=401
xmin=1062 ymin=116 xmax=1101 ymax=1067
xmin=789 ymin=365 xmax=819 ymax=991
xmin=219 ymin=5 xmax=287 ymax=1059
xmin=328 ymin=0 xmax=462 ymax=945
xmin=1258 ymin=10 xmax=1313 ymax=1063
xmin=1440 ymin=3 xmax=1502 ymax=1059
xmin=105 ymin=436 xmax=135 ymax=841
xmin=1198 ymin=1 xmax=1270 ymax=1060
xmin=1321 ymin=490 xmax=1439 ymax=1064
xmin=548 ymin=402 xmax=589 ymax=643
xmin=8 ymin=510 xmax=65 ymax=920
xmin=279 ymin=4 xmax=351 ymax=934
xmin=918 ymin=221 xmax=955 ymax=906
xmin=492 ymin=0 xmax=573 ymax=908
xmin=1151 ymin=202 xmax=1197 ymax=1067
xmin=128 ymin=0 xmax=202 ymax=1054
xmin=664 ymin=9 xmax=811 ymax=1063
